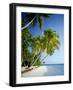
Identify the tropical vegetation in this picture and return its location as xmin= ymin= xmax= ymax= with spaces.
xmin=21 ymin=13 xmax=60 ymax=69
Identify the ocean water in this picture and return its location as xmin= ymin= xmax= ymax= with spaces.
xmin=43 ymin=64 xmax=64 ymax=76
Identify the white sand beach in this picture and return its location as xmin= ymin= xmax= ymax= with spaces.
xmin=21 ymin=66 xmax=48 ymax=77
xmin=21 ymin=64 xmax=64 ymax=77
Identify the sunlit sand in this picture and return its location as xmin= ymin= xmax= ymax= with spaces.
xmin=21 ymin=66 xmax=48 ymax=77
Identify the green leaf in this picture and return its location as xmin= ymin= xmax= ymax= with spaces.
xmin=31 ymin=18 xmax=37 ymax=27
xmin=41 ymin=14 xmax=50 ymax=18
xmin=22 ymin=20 xmax=25 ymax=27
xmin=38 ymin=16 xmax=44 ymax=30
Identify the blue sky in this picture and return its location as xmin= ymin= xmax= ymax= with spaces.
xmin=22 ymin=13 xmax=64 ymax=64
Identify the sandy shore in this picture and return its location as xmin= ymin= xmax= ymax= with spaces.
xmin=21 ymin=66 xmax=48 ymax=77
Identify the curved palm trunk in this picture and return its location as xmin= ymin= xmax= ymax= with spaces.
xmin=30 ymin=54 xmax=36 ymax=66
xmin=30 ymin=54 xmax=48 ymax=66
xmin=30 ymin=52 xmax=41 ymax=66
xmin=31 ymin=54 xmax=41 ymax=66
xmin=41 ymin=55 xmax=48 ymax=62
xmin=42 ymin=31 xmax=44 ymax=36
xmin=21 ymin=16 xmax=36 ymax=30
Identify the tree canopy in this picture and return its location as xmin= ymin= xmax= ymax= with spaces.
xmin=21 ymin=13 xmax=60 ymax=68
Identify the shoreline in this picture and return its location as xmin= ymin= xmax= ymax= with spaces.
xmin=21 ymin=65 xmax=64 ymax=77
xmin=21 ymin=66 xmax=48 ymax=77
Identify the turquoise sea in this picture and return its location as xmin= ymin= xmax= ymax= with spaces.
xmin=42 ymin=64 xmax=64 ymax=76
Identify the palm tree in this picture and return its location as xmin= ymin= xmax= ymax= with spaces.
xmin=29 ymin=36 xmax=41 ymax=66
xmin=22 ymin=28 xmax=42 ymax=67
xmin=21 ymin=28 xmax=33 ymax=67
xmin=31 ymin=28 xmax=60 ymax=66
xmin=21 ymin=13 xmax=51 ymax=67
xmin=21 ymin=13 xmax=50 ymax=31
xmin=40 ymin=28 xmax=60 ymax=62
xmin=21 ymin=13 xmax=60 ymax=68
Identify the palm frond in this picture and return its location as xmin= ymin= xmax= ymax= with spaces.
xmin=31 ymin=17 xmax=37 ymax=27
xmin=38 ymin=16 xmax=44 ymax=30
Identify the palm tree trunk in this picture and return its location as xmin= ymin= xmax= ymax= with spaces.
xmin=30 ymin=54 xmax=36 ymax=66
xmin=30 ymin=52 xmax=41 ymax=66
xmin=31 ymin=55 xmax=41 ymax=66
xmin=41 ymin=55 xmax=48 ymax=62
xmin=21 ymin=16 xmax=36 ymax=30
xmin=41 ymin=30 xmax=44 ymax=36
